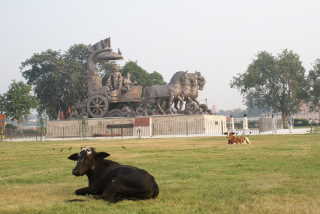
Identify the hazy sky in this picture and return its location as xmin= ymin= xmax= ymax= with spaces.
xmin=1 ymin=0 xmax=320 ymax=110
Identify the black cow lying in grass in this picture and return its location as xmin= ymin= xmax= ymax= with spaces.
xmin=68 ymin=147 xmax=159 ymax=203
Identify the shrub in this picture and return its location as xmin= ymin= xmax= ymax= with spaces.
xmin=294 ymin=118 xmax=309 ymax=126
xmin=5 ymin=123 xmax=17 ymax=129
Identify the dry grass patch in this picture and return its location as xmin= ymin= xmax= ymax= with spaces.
xmin=0 ymin=184 xmax=75 ymax=210
xmin=245 ymin=173 xmax=291 ymax=191
xmin=239 ymin=195 xmax=320 ymax=214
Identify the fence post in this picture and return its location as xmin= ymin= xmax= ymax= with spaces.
xmin=272 ymin=114 xmax=277 ymax=134
xmin=186 ymin=120 xmax=189 ymax=136
xmin=309 ymin=118 xmax=313 ymax=133
xmin=243 ymin=114 xmax=248 ymax=135
xmin=230 ymin=115 xmax=235 ymax=132
xmin=39 ymin=113 xmax=48 ymax=142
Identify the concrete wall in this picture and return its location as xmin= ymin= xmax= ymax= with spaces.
xmin=46 ymin=114 xmax=227 ymax=138
xmin=47 ymin=118 xmax=135 ymax=138
xmin=151 ymin=114 xmax=226 ymax=136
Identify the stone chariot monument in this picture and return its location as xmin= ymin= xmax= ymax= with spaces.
xmin=74 ymin=37 xmax=211 ymax=118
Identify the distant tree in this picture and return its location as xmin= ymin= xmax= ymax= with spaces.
xmin=231 ymin=49 xmax=308 ymax=128
xmin=0 ymin=94 xmax=5 ymax=114
xmin=21 ymin=44 xmax=89 ymax=119
xmin=62 ymin=44 xmax=89 ymax=105
xmin=121 ymin=61 xmax=166 ymax=86
xmin=308 ymin=59 xmax=320 ymax=112
xmin=3 ymin=81 xmax=38 ymax=122
xmin=245 ymin=94 xmax=271 ymax=117
xmin=216 ymin=108 xmax=246 ymax=117
xmin=121 ymin=61 xmax=149 ymax=86
xmin=148 ymin=71 xmax=166 ymax=85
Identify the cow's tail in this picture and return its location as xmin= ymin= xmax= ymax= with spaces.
xmin=152 ymin=179 xmax=159 ymax=198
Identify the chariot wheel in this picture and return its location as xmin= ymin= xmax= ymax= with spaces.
xmin=87 ymin=95 xmax=109 ymax=118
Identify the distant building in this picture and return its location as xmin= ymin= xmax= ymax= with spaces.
xmin=294 ymin=103 xmax=320 ymax=123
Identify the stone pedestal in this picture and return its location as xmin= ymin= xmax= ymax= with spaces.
xmin=46 ymin=114 xmax=227 ymax=138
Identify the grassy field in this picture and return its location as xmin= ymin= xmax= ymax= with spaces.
xmin=0 ymin=134 xmax=320 ymax=214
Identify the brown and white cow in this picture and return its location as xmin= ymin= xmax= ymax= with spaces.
xmin=68 ymin=147 xmax=159 ymax=203
xmin=226 ymin=132 xmax=251 ymax=144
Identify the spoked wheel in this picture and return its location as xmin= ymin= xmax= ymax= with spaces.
xmin=87 ymin=95 xmax=109 ymax=118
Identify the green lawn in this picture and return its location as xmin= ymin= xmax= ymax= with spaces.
xmin=0 ymin=135 xmax=320 ymax=214
xmin=312 ymin=125 xmax=320 ymax=133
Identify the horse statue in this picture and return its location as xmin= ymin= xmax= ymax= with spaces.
xmin=142 ymin=71 xmax=206 ymax=114
xmin=183 ymin=72 xmax=206 ymax=113
xmin=142 ymin=84 xmax=170 ymax=114
xmin=167 ymin=71 xmax=206 ymax=114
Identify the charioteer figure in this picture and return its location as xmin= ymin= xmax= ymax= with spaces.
xmin=107 ymin=64 xmax=123 ymax=91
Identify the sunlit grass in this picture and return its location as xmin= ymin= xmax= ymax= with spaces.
xmin=0 ymin=134 xmax=320 ymax=214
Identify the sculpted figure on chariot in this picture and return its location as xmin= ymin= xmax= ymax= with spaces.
xmin=106 ymin=64 xmax=123 ymax=91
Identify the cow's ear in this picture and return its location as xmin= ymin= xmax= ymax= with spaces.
xmin=68 ymin=153 xmax=79 ymax=161
xmin=96 ymin=152 xmax=110 ymax=159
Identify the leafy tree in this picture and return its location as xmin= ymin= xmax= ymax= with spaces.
xmin=0 ymin=94 xmax=5 ymax=114
xmin=121 ymin=61 xmax=149 ymax=86
xmin=62 ymin=44 xmax=89 ymax=107
xmin=3 ymin=81 xmax=38 ymax=122
xmin=21 ymin=45 xmax=89 ymax=119
xmin=121 ymin=61 xmax=166 ymax=86
xmin=231 ymin=49 xmax=307 ymax=128
xmin=308 ymin=59 xmax=320 ymax=112
xmin=245 ymin=94 xmax=271 ymax=117
xmin=148 ymin=71 xmax=166 ymax=86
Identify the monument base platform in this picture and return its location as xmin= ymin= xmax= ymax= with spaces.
xmin=46 ymin=114 xmax=227 ymax=138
